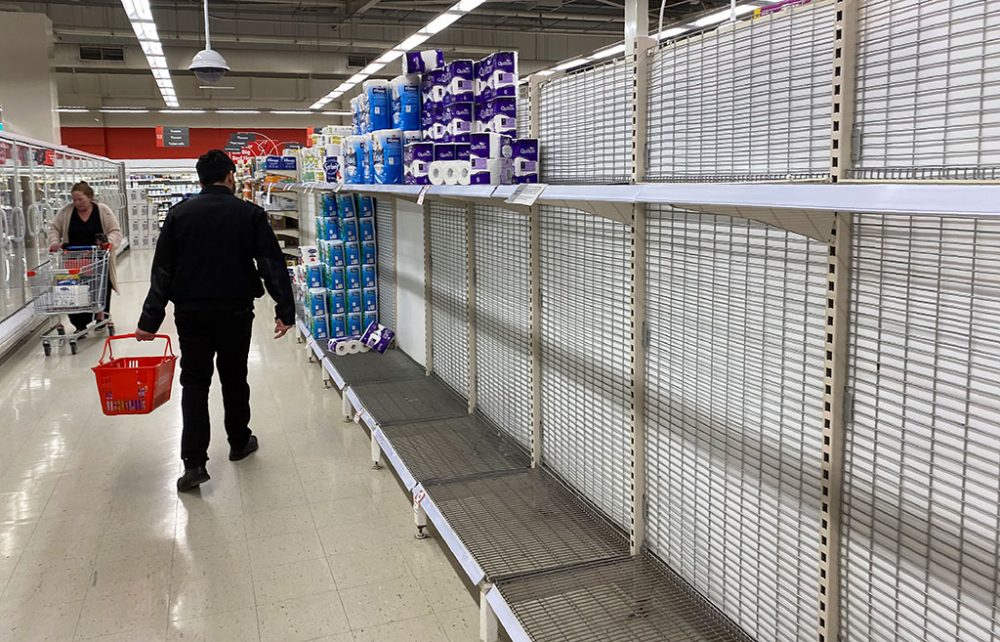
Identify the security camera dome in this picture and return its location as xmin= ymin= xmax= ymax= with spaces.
xmin=189 ymin=48 xmax=229 ymax=84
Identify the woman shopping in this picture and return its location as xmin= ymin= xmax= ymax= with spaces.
xmin=47 ymin=181 xmax=123 ymax=332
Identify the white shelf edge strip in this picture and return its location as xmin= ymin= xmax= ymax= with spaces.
xmin=416 ymin=484 xmax=487 ymax=585
xmin=485 ymin=586 xmax=532 ymax=642
xmin=322 ymin=358 xmax=347 ymax=390
xmin=373 ymin=427 xmax=418 ymax=491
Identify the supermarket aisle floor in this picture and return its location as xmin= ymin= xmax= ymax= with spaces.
xmin=0 ymin=250 xmax=479 ymax=642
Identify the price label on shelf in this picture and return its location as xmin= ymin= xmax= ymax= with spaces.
xmin=505 ymin=183 xmax=547 ymax=207
xmin=416 ymin=185 xmax=431 ymax=205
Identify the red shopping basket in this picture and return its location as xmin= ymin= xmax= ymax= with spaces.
xmin=92 ymin=334 xmax=177 ymax=416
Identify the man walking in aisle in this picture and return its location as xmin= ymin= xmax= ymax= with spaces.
xmin=136 ymin=149 xmax=295 ymax=492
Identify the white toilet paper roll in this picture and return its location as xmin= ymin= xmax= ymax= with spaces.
xmin=444 ymin=161 xmax=460 ymax=186
xmin=335 ymin=341 xmax=349 ymax=356
xmin=347 ymin=340 xmax=362 ymax=354
xmin=429 ymin=161 xmax=447 ymax=185
xmin=456 ymin=162 xmax=471 ymax=186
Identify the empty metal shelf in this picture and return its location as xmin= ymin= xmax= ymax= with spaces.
xmin=350 ymin=376 xmax=469 ymax=427
xmin=381 ymin=414 xmax=530 ymax=487
xmin=323 ymin=348 xmax=425 ymax=390
xmin=425 ymin=469 xmax=629 ymax=581
xmin=493 ymin=555 xmax=754 ymax=642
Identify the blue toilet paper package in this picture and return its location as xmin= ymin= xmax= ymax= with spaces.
xmin=391 ymin=75 xmax=421 ymax=132
xmin=345 ymin=136 xmax=368 ymax=184
xmin=363 ymin=288 xmax=378 ymax=313
xmin=329 ymin=314 xmax=347 ymax=339
xmin=340 ymin=218 xmax=359 ymax=243
xmin=328 ymin=240 xmax=345 ymax=268
xmin=326 ymin=266 xmax=346 ymax=291
xmin=338 ymin=194 xmax=357 ymax=218
xmin=359 ymin=218 xmax=375 ymax=242
xmin=362 ymin=265 xmax=377 ymax=288
xmin=307 ymin=287 xmax=327 ymax=317
xmin=328 ymin=290 xmax=346 ymax=315
xmin=346 ymin=289 xmax=363 ymax=314
xmin=345 ymin=243 xmax=361 ymax=266
xmin=321 ymin=193 xmax=338 ymax=216
xmin=346 ymin=265 xmax=361 ymax=289
xmin=311 ymin=316 xmax=329 ymax=341
xmin=306 ymin=265 xmax=324 ymax=289
xmin=357 ymin=196 xmax=375 ymax=218
xmin=371 ymin=129 xmax=403 ymax=185
xmin=363 ymin=80 xmax=390 ymax=132
xmin=347 ymin=313 xmax=364 ymax=337
xmin=362 ymin=242 xmax=377 ymax=266
xmin=316 ymin=217 xmax=338 ymax=241
xmin=363 ymin=312 xmax=378 ymax=332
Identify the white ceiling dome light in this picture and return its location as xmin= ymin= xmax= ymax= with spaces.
xmin=189 ymin=0 xmax=229 ymax=84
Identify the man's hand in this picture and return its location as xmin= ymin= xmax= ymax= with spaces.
xmin=274 ymin=320 xmax=291 ymax=339
xmin=135 ymin=328 xmax=156 ymax=342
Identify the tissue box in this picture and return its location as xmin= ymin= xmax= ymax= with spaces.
xmin=359 ymin=217 xmax=375 ymax=242
xmin=361 ymin=322 xmax=395 ymax=353
xmin=328 ymin=290 xmax=346 ymax=315
xmin=346 ymin=266 xmax=361 ymax=289
xmin=445 ymin=59 xmax=475 ymax=105
xmin=362 ymin=241 xmax=377 ymax=266
xmin=362 ymin=265 xmax=377 ymax=288
xmin=347 ymin=289 xmax=363 ymax=314
xmin=405 ymin=142 xmax=434 ymax=184
xmin=347 ymin=312 xmax=364 ymax=337
xmin=363 ymin=288 xmax=378 ymax=313
xmin=445 ymin=102 xmax=474 ymax=143
xmin=404 ymin=49 xmax=445 ymax=74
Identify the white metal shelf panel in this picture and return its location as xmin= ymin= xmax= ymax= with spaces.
xmin=375 ymin=197 xmax=395 ymax=329
xmin=842 ymin=214 xmax=1000 ymax=642
xmin=647 ymin=0 xmax=835 ymax=183
xmin=539 ymin=205 xmax=632 ymax=530
xmin=644 ymin=206 xmax=829 ymax=641
xmin=851 ymin=0 xmax=1000 ymax=180
xmin=429 ymin=202 xmax=470 ymax=399
xmin=517 ymin=82 xmax=531 ymax=138
xmin=538 ymin=58 xmax=633 ymax=184
xmin=474 ymin=205 xmax=532 ymax=450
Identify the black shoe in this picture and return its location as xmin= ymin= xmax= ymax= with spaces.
xmin=229 ymin=435 xmax=259 ymax=462
xmin=177 ymin=466 xmax=210 ymax=492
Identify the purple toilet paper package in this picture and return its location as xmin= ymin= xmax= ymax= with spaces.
xmin=405 ymin=142 xmax=434 ymax=184
xmin=446 ymin=102 xmax=474 ymax=143
xmin=491 ymin=97 xmax=517 ymax=137
xmin=491 ymin=51 xmax=518 ymax=98
xmin=434 ymin=144 xmax=457 ymax=161
xmin=361 ymin=322 xmax=395 ymax=354
xmin=445 ymin=59 xmax=475 ymax=105
xmin=403 ymin=49 xmax=445 ymax=75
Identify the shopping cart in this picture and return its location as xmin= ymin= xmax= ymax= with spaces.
xmin=92 ymin=334 xmax=177 ymax=416
xmin=27 ymin=245 xmax=114 ymax=356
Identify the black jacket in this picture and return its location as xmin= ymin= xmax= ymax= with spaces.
xmin=138 ymin=185 xmax=295 ymax=332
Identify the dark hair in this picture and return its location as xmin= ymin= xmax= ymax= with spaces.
xmin=196 ymin=149 xmax=236 ymax=185
xmin=71 ymin=181 xmax=95 ymax=200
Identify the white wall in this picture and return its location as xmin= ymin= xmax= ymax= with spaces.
xmin=0 ymin=11 xmax=60 ymax=142
xmin=394 ymin=198 xmax=426 ymax=367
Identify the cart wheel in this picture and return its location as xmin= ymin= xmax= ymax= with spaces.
xmin=69 ymin=341 xmax=78 ymax=355
xmin=56 ymin=326 xmax=66 ymax=336
xmin=107 ymin=323 xmax=115 ymax=336
xmin=43 ymin=342 xmax=51 ymax=357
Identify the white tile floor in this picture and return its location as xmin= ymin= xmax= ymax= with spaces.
xmin=0 ymin=250 xmax=479 ymax=641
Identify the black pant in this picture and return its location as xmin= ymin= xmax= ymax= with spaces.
xmin=69 ymin=275 xmax=112 ymax=331
xmin=175 ymin=307 xmax=255 ymax=467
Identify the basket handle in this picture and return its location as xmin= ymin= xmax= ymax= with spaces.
xmin=99 ymin=334 xmax=174 ymax=364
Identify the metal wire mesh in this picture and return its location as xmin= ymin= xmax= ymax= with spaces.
xmin=425 ymin=469 xmax=629 ymax=580
xmin=375 ymin=196 xmax=396 ymax=329
xmin=351 ymin=376 xmax=469 ymax=427
xmin=429 ymin=202 xmax=470 ymax=399
xmin=644 ymin=206 xmax=829 ymax=642
xmin=647 ymin=1 xmax=835 ymax=183
xmin=538 ymin=58 xmax=634 ymax=184
xmin=849 ymin=0 xmax=1000 ymax=180
xmin=381 ymin=415 xmax=530 ymax=487
xmin=326 ymin=349 xmax=424 ymax=386
xmin=842 ymin=214 xmax=1000 ymax=642
xmin=517 ymin=82 xmax=532 ymax=137
xmin=539 ymin=205 xmax=633 ymax=530
xmin=496 ymin=555 xmax=755 ymax=642
xmin=473 ymin=205 xmax=533 ymax=450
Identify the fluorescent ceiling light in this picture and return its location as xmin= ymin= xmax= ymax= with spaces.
xmin=537 ymin=70 xmax=555 ymax=76
xmin=655 ymin=27 xmax=689 ymax=40
xmin=58 ymin=108 xmax=89 ymax=113
xmin=453 ymin=0 xmax=487 ymax=10
xmin=120 ymin=0 xmax=177 ymax=108
xmin=321 ymin=111 xmax=352 ymax=116
xmin=121 ymin=0 xmax=152 ymax=21
xmin=347 ymin=73 xmax=367 ymax=84
xmin=419 ymin=11 xmax=462 ymax=35
xmin=133 ymin=21 xmax=159 ymax=42
xmin=139 ymin=40 xmax=163 ymax=57
xmin=691 ymin=4 xmax=756 ymax=27
xmin=360 ymin=62 xmax=385 ymax=75
xmin=200 ymin=85 xmax=235 ymax=90
xmin=396 ymin=33 xmax=430 ymax=51
xmin=374 ymin=50 xmax=404 ymax=65
xmin=592 ymin=43 xmax=626 ymax=59
xmin=99 ymin=108 xmax=149 ymax=113
xmin=151 ymin=68 xmax=170 ymax=80
xmin=217 ymin=109 xmax=261 ymax=114
xmin=555 ymin=58 xmax=591 ymax=71
xmin=271 ymin=110 xmax=310 ymax=115
xmin=161 ymin=109 xmax=206 ymax=114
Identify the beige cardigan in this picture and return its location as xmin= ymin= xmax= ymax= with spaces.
xmin=47 ymin=202 xmax=123 ymax=293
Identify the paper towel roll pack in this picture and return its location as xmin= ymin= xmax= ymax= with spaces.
xmin=404 ymin=49 xmax=444 ymax=74
xmin=404 ymin=142 xmax=434 ymax=185
xmin=344 ymin=136 xmax=368 ymax=184
xmin=390 ymin=75 xmax=421 ymax=132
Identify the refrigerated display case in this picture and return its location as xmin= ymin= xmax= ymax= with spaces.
xmin=0 ymin=131 xmax=126 ymax=358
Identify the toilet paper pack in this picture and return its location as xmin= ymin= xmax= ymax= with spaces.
xmin=403 ymin=49 xmax=445 ymax=74
xmin=512 ymin=138 xmax=540 ymax=183
xmin=445 ymin=60 xmax=475 ymax=105
xmin=339 ymin=218 xmax=359 ymax=243
xmin=371 ymin=129 xmax=403 ymax=185
xmin=323 ymin=155 xmax=343 ymax=183
xmin=361 ymin=322 xmax=395 ymax=353
xmin=338 ymin=194 xmax=357 ymax=218
xmin=347 ymin=289 xmax=363 ymax=314
xmin=328 ymin=290 xmax=347 ymax=315
xmin=363 ymin=312 xmax=379 ymax=335
xmin=476 ymin=101 xmax=495 ymax=134
xmin=345 ymin=243 xmax=361 ymax=266
xmin=490 ymin=97 xmax=517 ymax=136
xmin=454 ymin=143 xmax=471 ymax=161
xmin=444 ymin=161 xmax=472 ymax=185
xmin=363 ymin=80 xmax=391 ymax=132
xmin=445 ymin=102 xmax=474 ymax=143
xmin=344 ymin=136 xmax=368 ymax=184
xmin=300 ymin=245 xmax=321 ymax=265
xmin=403 ymin=130 xmax=423 ymax=146
xmin=428 ymin=68 xmax=448 ymax=105
xmin=329 ymin=314 xmax=348 ymax=339
xmin=326 ymin=266 xmax=346 ymax=291
xmin=346 ymin=266 xmax=362 ymax=290
xmin=390 ymin=75 xmax=421 ymax=132
xmin=359 ymin=217 xmax=375 ymax=242
xmin=362 ymin=241 xmax=377 ymax=266
xmin=357 ymin=195 xmax=374 ymax=218
xmin=307 ymin=287 xmax=328 ymax=317
xmin=363 ymin=288 xmax=378 ymax=313
xmin=328 ymin=240 xmax=345 ymax=267
xmin=347 ymin=313 xmax=364 ymax=337
xmin=470 ymin=133 xmax=512 ymax=162
xmin=362 ymin=265 xmax=378 ymax=289
xmin=434 ymin=144 xmax=457 ymax=161
xmin=306 ymin=265 xmax=324 ymax=288
xmin=470 ymin=158 xmax=513 ymax=185
xmin=478 ymin=55 xmax=495 ymax=103
xmin=429 ymin=161 xmax=448 ymax=185
xmin=404 ymin=142 xmax=434 ymax=184
xmin=490 ymin=51 xmax=519 ymax=98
